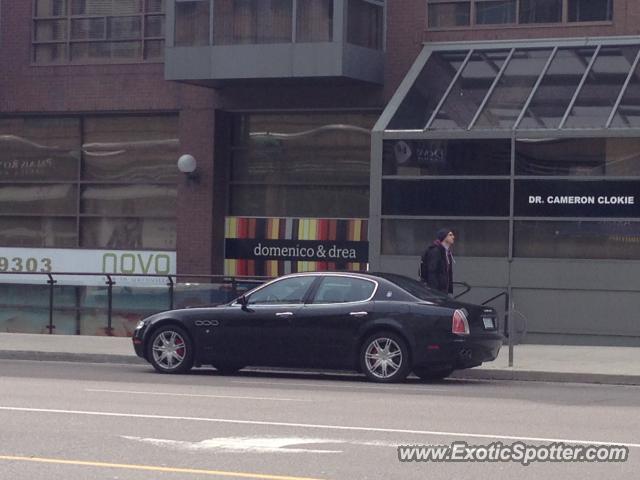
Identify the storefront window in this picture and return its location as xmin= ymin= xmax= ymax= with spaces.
xmin=514 ymin=221 xmax=640 ymax=259
xmin=81 ymin=217 xmax=176 ymax=249
xmin=82 ymin=116 xmax=179 ymax=182
xmin=0 ymin=114 xmax=178 ymax=249
xmin=382 ymin=179 xmax=510 ymax=216
xmin=378 ymin=39 xmax=640 ymax=263
xmin=516 ymin=138 xmax=640 ymax=176
xmin=230 ymin=184 xmax=370 ymax=217
xmin=229 ymin=112 xmax=375 ymax=218
xmin=0 ymin=217 xmax=77 ymax=247
xmin=382 ymin=219 xmax=508 ymax=256
xmin=382 ymin=139 xmax=510 ymax=176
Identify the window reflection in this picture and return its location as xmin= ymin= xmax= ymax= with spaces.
xmin=516 ymin=138 xmax=640 ymax=176
xmin=230 ymin=112 xmax=374 ymax=218
xmin=33 ymin=0 xmax=165 ymax=63
xmin=611 ymin=58 xmax=640 ymax=128
xmin=347 ymin=0 xmax=383 ymax=50
xmin=519 ymin=0 xmax=561 ymax=23
xmin=568 ymin=0 xmax=612 ymax=22
xmin=430 ymin=50 xmax=510 ymax=130
xmin=81 ymin=217 xmax=176 ymax=249
xmin=563 ymin=45 xmax=639 ymax=129
xmin=474 ymin=48 xmax=553 ymax=129
xmin=518 ymin=47 xmax=596 ymax=129
xmin=387 ymin=51 xmax=468 ymax=130
xmin=0 ymin=115 xmax=178 ymax=249
xmin=0 ymin=217 xmax=77 ymax=247
xmin=382 ymin=219 xmax=508 ymax=257
xmin=515 ymin=221 xmax=640 ymax=259
xmin=476 ymin=0 xmax=516 ymax=24
xmin=297 ymin=0 xmax=332 ymax=42
xmin=213 ymin=0 xmax=293 ymax=45
xmin=0 ymin=184 xmax=76 ymax=215
xmin=175 ymin=0 xmax=210 ymax=46
xmin=382 ymin=139 xmax=510 ymax=176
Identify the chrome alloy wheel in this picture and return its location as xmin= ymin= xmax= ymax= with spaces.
xmin=152 ymin=330 xmax=187 ymax=370
xmin=364 ymin=337 xmax=404 ymax=379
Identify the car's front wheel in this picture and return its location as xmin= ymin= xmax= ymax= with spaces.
xmin=147 ymin=325 xmax=194 ymax=374
xmin=360 ymin=331 xmax=410 ymax=383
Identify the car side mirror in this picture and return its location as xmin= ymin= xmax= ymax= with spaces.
xmin=237 ymin=294 xmax=249 ymax=310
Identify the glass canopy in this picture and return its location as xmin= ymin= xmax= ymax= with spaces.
xmin=380 ymin=37 xmax=640 ymax=133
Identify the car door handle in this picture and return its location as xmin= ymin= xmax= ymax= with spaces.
xmin=275 ymin=312 xmax=294 ymax=317
xmin=349 ymin=311 xmax=368 ymax=317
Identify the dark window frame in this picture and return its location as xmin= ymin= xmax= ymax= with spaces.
xmin=31 ymin=0 xmax=166 ymax=65
xmin=426 ymin=0 xmax=613 ymax=30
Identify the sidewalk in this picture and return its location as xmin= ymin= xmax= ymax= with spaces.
xmin=1 ymin=332 xmax=639 ymax=385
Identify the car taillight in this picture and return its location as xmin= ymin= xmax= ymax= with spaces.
xmin=452 ymin=309 xmax=470 ymax=336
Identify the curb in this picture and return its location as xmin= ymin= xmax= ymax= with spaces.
xmin=2 ymin=350 xmax=639 ymax=386
xmin=450 ymin=368 xmax=640 ymax=386
xmin=0 ymin=350 xmax=144 ymax=365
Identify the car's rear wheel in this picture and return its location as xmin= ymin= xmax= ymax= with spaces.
xmin=360 ymin=331 xmax=410 ymax=383
xmin=147 ymin=325 xmax=194 ymax=374
xmin=413 ymin=366 xmax=454 ymax=381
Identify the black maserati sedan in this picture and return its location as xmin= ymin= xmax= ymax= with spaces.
xmin=132 ymin=272 xmax=503 ymax=383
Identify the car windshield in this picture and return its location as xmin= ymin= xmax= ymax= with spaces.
xmin=374 ymin=273 xmax=450 ymax=301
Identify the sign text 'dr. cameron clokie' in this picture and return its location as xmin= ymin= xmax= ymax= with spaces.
xmin=515 ymin=180 xmax=640 ymax=217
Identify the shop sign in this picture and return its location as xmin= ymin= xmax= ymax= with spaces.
xmin=0 ymin=247 xmax=176 ymax=286
xmin=225 ymin=239 xmax=369 ymax=263
xmin=515 ymin=180 xmax=639 ymax=217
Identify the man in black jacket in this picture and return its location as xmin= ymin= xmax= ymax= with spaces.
xmin=420 ymin=228 xmax=455 ymax=294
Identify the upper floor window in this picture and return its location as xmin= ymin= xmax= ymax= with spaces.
xmin=174 ymin=0 xmax=383 ymax=49
xmin=32 ymin=0 xmax=166 ymax=64
xmin=427 ymin=0 xmax=612 ymax=29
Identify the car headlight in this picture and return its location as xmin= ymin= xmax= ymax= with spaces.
xmin=135 ymin=320 xmax=146 ymax=330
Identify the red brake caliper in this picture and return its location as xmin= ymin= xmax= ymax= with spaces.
xmin=175 ymin=337 xmax=185 ymax=357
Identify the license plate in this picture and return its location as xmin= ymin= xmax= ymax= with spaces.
xmin=482 ymin=317 xmax=495 ymax=329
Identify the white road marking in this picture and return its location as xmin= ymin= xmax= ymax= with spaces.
xmin=1 ymin=405 xmax=638 ymax=449
xmin=85 ymin=388 xmax=313 ymax=402
xmin=122 ymin=435 xmax=398 ymax=454
xmin=122 ymin=436 xmax=343 ymax=454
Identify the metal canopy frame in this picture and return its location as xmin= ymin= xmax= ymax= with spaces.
xmin=376 ymin=36 xmax=640 ymax=138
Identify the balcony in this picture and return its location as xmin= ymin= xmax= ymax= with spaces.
xmin=165 ymin=0 xmax=384 ymax=85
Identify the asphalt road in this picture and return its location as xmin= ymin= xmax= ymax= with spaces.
xmin=0 ymin=360 xmax=638 ymax=480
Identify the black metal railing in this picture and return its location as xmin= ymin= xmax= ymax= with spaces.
xmin=0 ymin=272 xmax=268 ymax=336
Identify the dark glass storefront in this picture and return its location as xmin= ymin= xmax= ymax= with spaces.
xmin=374 ymin=37 xmax=640 ymax=345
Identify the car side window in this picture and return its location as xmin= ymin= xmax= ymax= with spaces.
xmin=247 ymin=276 xmax=315 ymax=305
xmin=312 ymin=277 xmax=376 ymax=304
